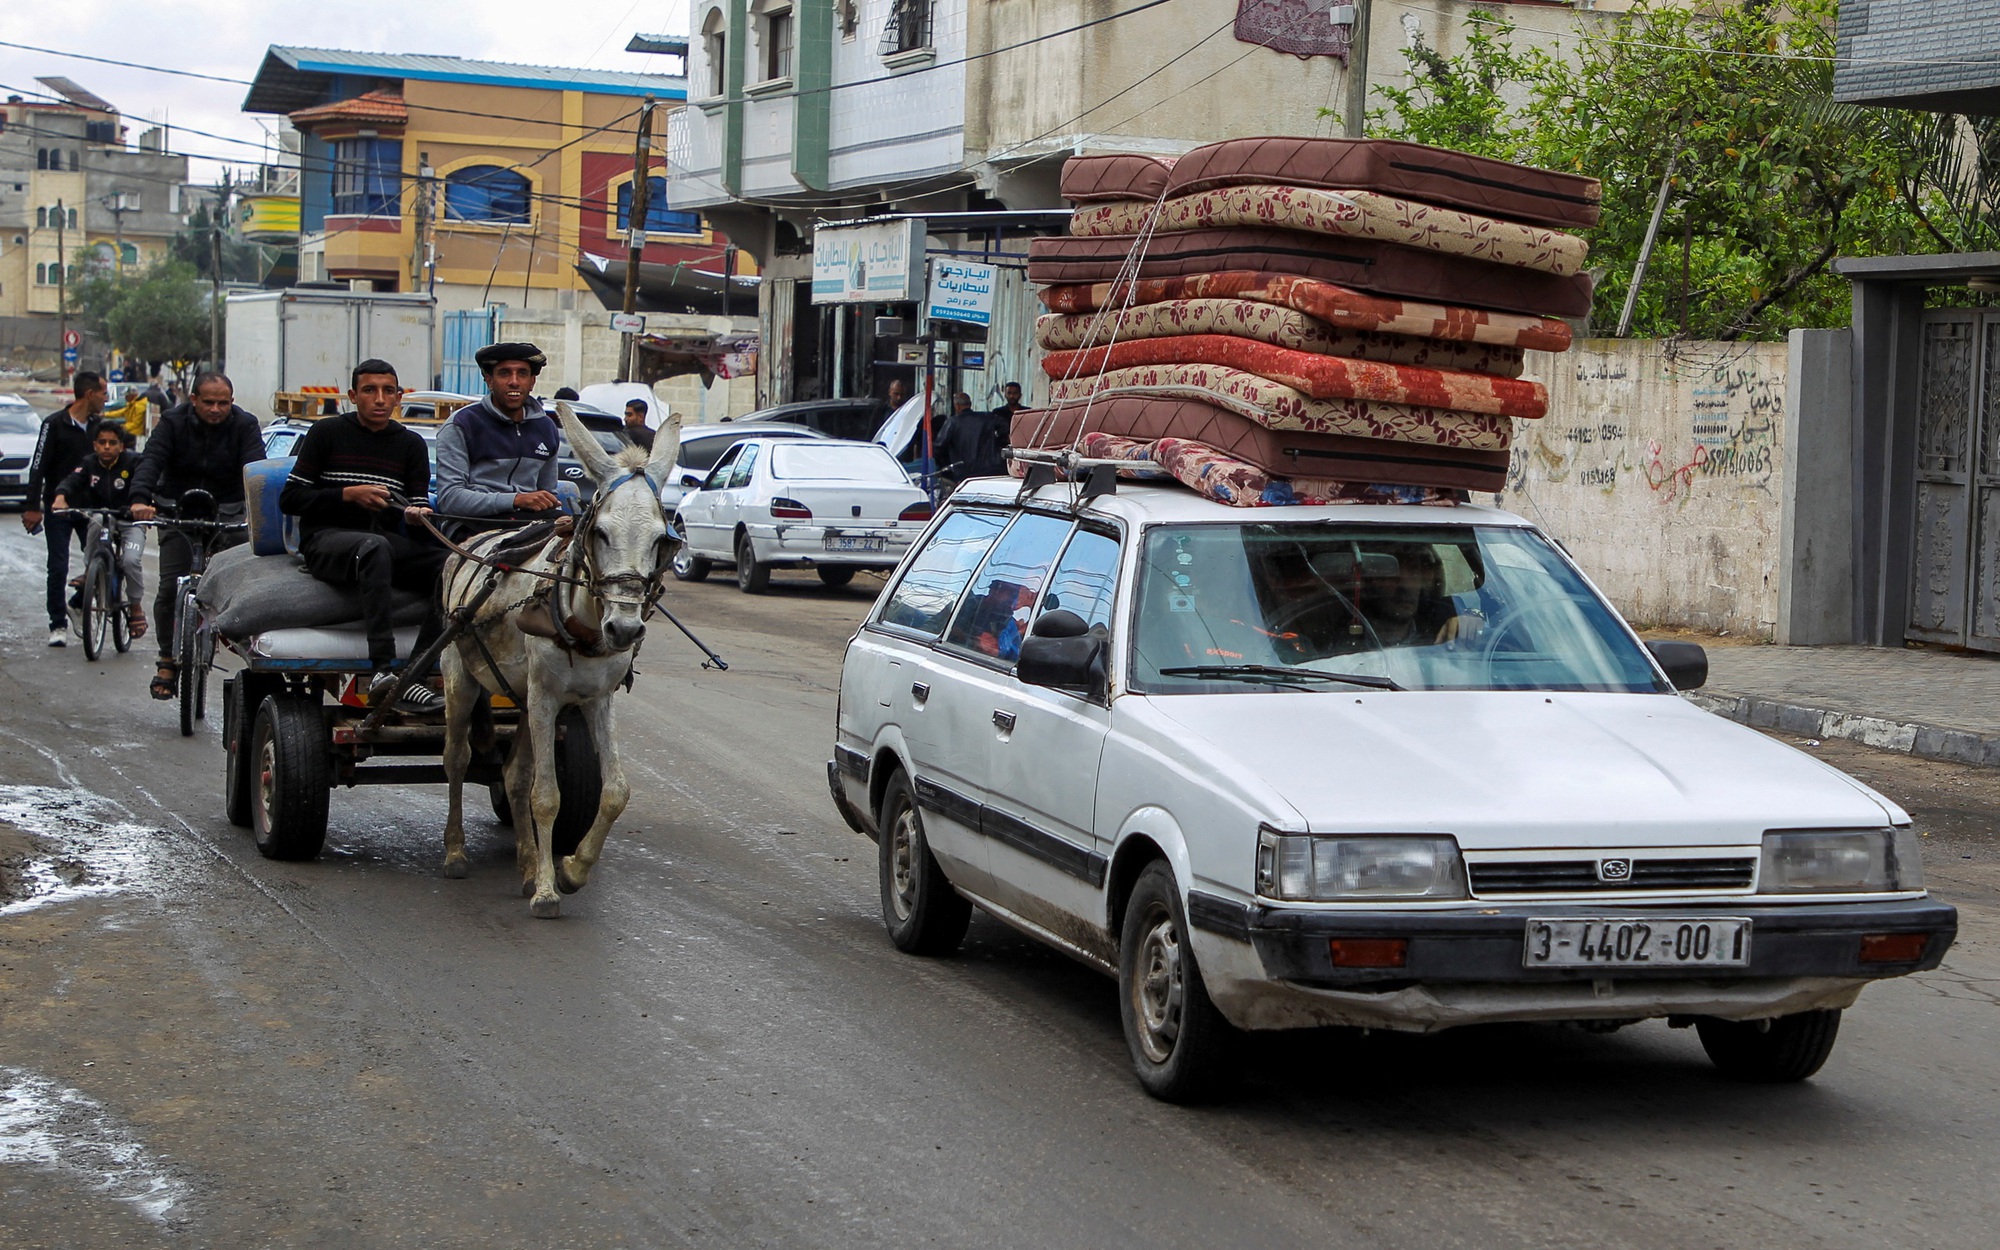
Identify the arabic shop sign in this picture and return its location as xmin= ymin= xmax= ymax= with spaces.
xmin=924 ymin=259 xmax=999 ymax=328
xmin=811 ymin=219 xmax=926 ymax=304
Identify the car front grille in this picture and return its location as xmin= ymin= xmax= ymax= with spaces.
xmin=0 ymin=456 xmax=27 ymax=470
xmin=1469 ymin=857 xmax=1756 ymax=895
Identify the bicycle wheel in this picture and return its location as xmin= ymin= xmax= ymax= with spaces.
xmin=177 ymin=587 xmax=201 ymax=737
xmin=81 ymin=553 xmax=111 ymax=661
xmin=111 ymin=579 xmax=132 ymax=654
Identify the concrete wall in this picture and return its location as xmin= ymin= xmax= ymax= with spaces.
xmin=1492 ymin=338 xmax=1791 ymax=638
xmin=1778 ymin=330 xmax=1854 ymax=645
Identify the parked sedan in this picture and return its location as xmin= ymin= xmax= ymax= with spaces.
xmin=0 ymin=393 xmax=42 ymax=506
xmin=671 ymin=438 xmax=934 ymax=592
xmin=657 ymin=421 xmax=830 ymax=513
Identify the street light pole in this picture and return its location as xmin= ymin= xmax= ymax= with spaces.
xmin=55 ymin=198 xmax=70 ymax=384
xmin=618 ymin=98 xmax=657 ymax=383
xmin=1343 ymin=0 xmax=1373 ymax=140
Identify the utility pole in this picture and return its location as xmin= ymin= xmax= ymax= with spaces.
xmin=413 ymin=151 xmax=435 ymax=294
xmin=210 ymin=179 xmax=229 ymax=369
xmin=54 ymin=198 xmax=69 ymax=384
xmin=105 ymin=193 xmax=131 ymax=277
xmin=1343 ymin=0 xmax=1373 ymax=140
xmin=618 ymin=98 xmax=657 ymax=383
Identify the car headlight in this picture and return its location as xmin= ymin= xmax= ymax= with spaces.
xmin=1256 ymin=828 xmax=1468 ymax=901
xmin=1759 ymin=827 xmax=1924 ymax=893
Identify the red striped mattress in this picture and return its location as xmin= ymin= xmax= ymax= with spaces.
xmin=1027 ymin=229 xmax=1593 ymax=318
xmin=1162 ymin=137 xmax=1600 ymax=229
xmin=1042 ymin=335 xmax=1546 ymax=419
xmin=1038 ymin=271 xmax=1573 ymax=352
xmin=1012 ymin=396 xmax=1509 ymax=492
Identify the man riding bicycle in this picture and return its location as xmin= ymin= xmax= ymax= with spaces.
xmin=21 ymin=371 xmax=108 ymax=647
xmin=130 ymin=372 xmax=264 ymax=700
xmin=280 ymin=359 xmax=447 ymax=713
xmin=433 ymin=342 xmax=564 ymax=538
xmin=49 ymin=420 xmax=148 ymax=639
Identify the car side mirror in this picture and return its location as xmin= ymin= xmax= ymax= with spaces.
xmin=1018 ymin=621 xmax=1108 ymax=700
xmin=1032 ymin=608 xmax=1088 ymax=639
xmin=1645 ymin=640 xmax=1708 ymax=691
xmin=681 ymin=473 xmax=702 ymax=487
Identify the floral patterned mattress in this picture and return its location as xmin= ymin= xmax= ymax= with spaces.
xmin=1038 ymin=271 xmax=1572 ymax=352
xmin=1076 ymin=432 xmax=1468 ymax=508
xmin=1034 ymin=298 xmax=1527 ymax=376
xmin=1070 ymin=185 xmax=1589 ymax=277
xmin=1041 ymin=334 xmax=1547 ymax=419
xmin=1011 ymin=396 xmax=1509 ymax=492
xmin=1046 ymin=363 xmax=1518 ymax=451
xmin=1027 ymin=229 xmax=1593 ymax=318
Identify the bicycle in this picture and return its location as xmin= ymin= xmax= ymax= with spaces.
xmin=151 ymin=489 xmax=249 ymax=738
xmin=53 ymin=507 xmax=151 ymax=662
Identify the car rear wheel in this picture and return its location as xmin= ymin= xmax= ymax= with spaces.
xmin=736 ymin=532 xmax=770 ymax=594
xmin=876 ymin=770 xmax=970 ymax=955
xmin=1696 ymin=1010 xmax=1841 ymax=1082
xmin=1120 ymin=860 xmax=1233 ymax=1102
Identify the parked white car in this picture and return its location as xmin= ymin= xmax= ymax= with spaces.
xmin=656 ymin=421 xmax=829 ymax=514
xmin=673 ymin=438 xmax=934 ymax=592
xmin=0 ymin=393 xmax=44 ymax=506
xmin=828 ymin=478 xmax=1957 ymax=1101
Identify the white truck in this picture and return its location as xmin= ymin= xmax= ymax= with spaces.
xmin=225 ymin=290 xmax=436 ymax=419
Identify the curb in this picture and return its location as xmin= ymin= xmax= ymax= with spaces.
xmin=1687 ymin=690 xmax=2000 ymax=768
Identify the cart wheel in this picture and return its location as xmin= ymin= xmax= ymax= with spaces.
xmin=489 ymin=782 xmax=513 ymax=826
xmin=250 ymin=694 xmax=330 ymax=861
xmin=176 ymin=589 xmax=201 ymax=737
xmin=816 ymin=566 xmax=856 ymax=588
xmin=551 ymin=706 xmax=600 ymax=859
xmin=223 ymin=677 xmax=256 ymax=828
xmin=195 ymin=625 xmax=214 ymax=722
xmin=81 ymin=553 xmax=111 ymax=661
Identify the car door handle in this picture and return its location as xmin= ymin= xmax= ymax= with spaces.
xmin=910 ymin=681 xmax=929 ymax=704
xmin=992 ymin=709 xmax=1016 ymax=734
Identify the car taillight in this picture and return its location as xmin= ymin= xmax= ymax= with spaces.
xmin=898 ymin=501 xmax=934 ymax=522
xmin=770 ymin=497 xmax=812 ymax=519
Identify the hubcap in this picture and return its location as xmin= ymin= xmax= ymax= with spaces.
xmin=256 ymin=738 xmax=277 ymax=834
xmin=1133 ymin=903 xmax=1185 ymax=1064
xmin=889 ymin=806 xmax=919 ymax=922
xmin=673 ymin=547 xmax=695 ymax=575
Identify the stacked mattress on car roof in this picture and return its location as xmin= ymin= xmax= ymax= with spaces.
xmin=1012 ymin=136 xmax=1598 ymax=507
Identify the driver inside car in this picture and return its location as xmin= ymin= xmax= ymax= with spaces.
xmin=1361 ymin=541 xmax=1484 ymax=648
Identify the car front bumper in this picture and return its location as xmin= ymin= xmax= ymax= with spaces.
xmin=1189 ymin=893 xmax=1958 ymax=1032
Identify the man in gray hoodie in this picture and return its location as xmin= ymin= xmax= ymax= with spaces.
xmin=433 ymin=342 xmax=564 ymax=537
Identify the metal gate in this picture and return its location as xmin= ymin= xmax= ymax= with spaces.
xmin=1908 ymin=309 xmax=2000 ymax=650
xmin=440 ymin=306 xmax=498 ymax=396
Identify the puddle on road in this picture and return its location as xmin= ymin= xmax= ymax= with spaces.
xmin=0 ymin=785 xmax=174 ymax=918
xmin=0 ymin=1065 xmax=191 ymax=1222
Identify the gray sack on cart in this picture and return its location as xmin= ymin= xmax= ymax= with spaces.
xmin=195 ymin=543 xmax=430 ymax=639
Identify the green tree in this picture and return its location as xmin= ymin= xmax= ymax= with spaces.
xmin=104 ymin=261 xmax=211 ymax=366
xmin=1363 ymin=1 xmax=1935 ymax=340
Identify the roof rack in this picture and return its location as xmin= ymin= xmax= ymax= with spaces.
xmin=1007 ymin=447 xmax=1156 ymax=505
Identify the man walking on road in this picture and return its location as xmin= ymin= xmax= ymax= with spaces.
xmin=129 ymin=373 xmax=264 ymax=699
xmin=933 ymin=391 xmax=1008 ymax=498
xmin=22 ymin=371 xmax=108 ymax=646
xmin=281 ymin=359 xmax=446 ymax=712
xmin=433 ymin=342 xmax=563 ymax=538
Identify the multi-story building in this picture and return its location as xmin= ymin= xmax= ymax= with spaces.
xmin=240 ymin=46 xmax=745 ymax=325
xmin=0 ymin=78 xmax=191 ymax=343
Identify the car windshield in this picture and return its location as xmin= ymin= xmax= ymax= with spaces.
xmin=0 ymin=407 xmax=39 ymax=435
xmin=1130 ymin=522 xmax=1661 ymax=694
xmin=770 ymin=443 xmax=907 ymax=482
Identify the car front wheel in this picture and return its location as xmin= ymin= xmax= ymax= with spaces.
xmin=671 ymin=541 xmax=710 ymax=582
xmin=1696 ymin=1009 xmax=1841 ymax=1082
xmin=1120 ymin=860 xmax=1232 ymax=1102
xmin=876 ymin=770 xmax=970 ymax=955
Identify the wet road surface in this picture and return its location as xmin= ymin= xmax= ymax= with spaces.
xmin=0 ymin=525 xmax=1996 ymax=1249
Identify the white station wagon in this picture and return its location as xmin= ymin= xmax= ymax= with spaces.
xmin=828 ymin=477 xmax=1958 ymax=1101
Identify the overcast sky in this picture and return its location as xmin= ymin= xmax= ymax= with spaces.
xmin=0 ymin=0 xmax=691 ymax=183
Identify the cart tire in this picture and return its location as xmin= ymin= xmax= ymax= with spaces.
xmin=250 ymin=694 xmax=330 ymax=861
xmin=551 ymin=705 xmax=600 ymax=859
xmin=489 ymin=782 xmax=512 ymax=826
xmin=176 ymin=589 xmax=200 ymax=737
xmin=81 ymin=553 xmax=111 ymax=661
xmin=223 ymin=677 xmax=257 ymax=828
xmin=195 ymin=626 xmax=213 ymax=722
xmin=816 ymin=566 xmax=856 ymax=588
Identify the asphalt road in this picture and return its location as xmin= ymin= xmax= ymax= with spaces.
xmin=1 ymin=523 xmax=1996 ymax=1250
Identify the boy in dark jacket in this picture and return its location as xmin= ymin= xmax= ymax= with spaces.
xmin=50 ymin=420 xmax=148 ymax=636
xmin=279 ymin=359 xmax=446 ymax=712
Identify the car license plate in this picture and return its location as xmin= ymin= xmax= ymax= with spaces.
xmin=824 ymin=535 xmax=885 ymax=552
xmin=1523 ymin=918 xmax=1750 ymax=968
xmin=0 ymin=474 xmax=18 ymax=485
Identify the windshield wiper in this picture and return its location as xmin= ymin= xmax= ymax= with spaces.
xmin=1156 ymin=664 xmax=1403 ymax=691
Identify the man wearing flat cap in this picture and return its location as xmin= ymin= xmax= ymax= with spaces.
xmin=435 ymin=342 xmax=564 ymax=537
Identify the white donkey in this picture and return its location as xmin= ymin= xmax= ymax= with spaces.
xmin=438 ymin=401 xmax=682 ymax=917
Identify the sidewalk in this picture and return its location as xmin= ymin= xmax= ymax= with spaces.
xmin=1688 ymin=644 xmax=2000 ymax=766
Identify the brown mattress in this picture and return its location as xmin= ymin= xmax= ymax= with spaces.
xmin=1013 ymin=397 xmax=1508 ymax=492
xmin=1061 ymin=152 xmax=1175 ymax=203
xmin=1027 ymin=228 xmax=1593 ymax=319
xmin=1162 ymin=137 xmax=1601 ymax=229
